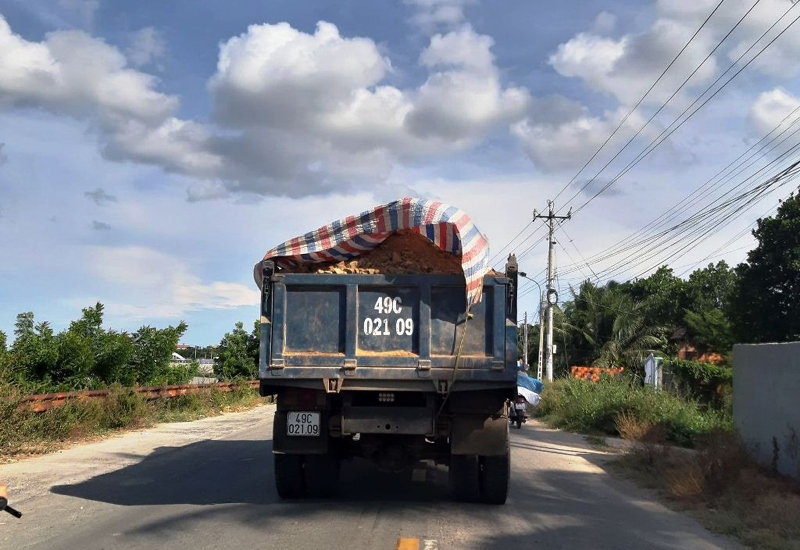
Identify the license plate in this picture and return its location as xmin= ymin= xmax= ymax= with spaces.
xmin=514 ymin=403 xmax=526 ymax=410
xmin=287 ymin=411 xmax=320 ymax=437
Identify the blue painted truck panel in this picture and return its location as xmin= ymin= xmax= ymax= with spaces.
xmin=259 ymin=270 xmax=517 ymax=389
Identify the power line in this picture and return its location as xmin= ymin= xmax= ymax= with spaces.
xmin=570 ymin=2 xmax=800 ymax=216
xmin=560 ymin=0 xmax=759 ymax=212
xmin=558 ymin=223 xmax=600 ymax=283
xmin=488 ymin=220 xmax=534 ymax=266
xmin=612 ymin=158 xmax=800 ymax=282
xmin=557 ymin=104 xmax=800 ymax=276
xmin=550 ymin=0 xmax=729 ymax=204
xmin=564 ymin=144 xmax=800 ymax=285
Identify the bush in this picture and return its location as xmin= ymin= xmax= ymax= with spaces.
xmin=538 ymin=376 xmax=732 ymax=447
xmin=100 ymin=386 xmax=148 ymax=429
xmin=664 ymin=359 xmax=732 ymax=409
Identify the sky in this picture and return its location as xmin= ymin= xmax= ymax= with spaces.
xmin=1 ymin=0 xmax=799 ymax=345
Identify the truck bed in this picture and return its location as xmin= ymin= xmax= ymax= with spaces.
xmin=259 ymin=271 xmax=517 ymax=392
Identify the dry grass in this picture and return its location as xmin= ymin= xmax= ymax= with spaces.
xmin=0 ymin=383 xmax=267 ymax=459
xmin=615 ymin=429 xmax=800 ymax=550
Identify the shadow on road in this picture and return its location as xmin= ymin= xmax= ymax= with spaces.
xmin=45 ymin=425 xmax=739 ymax=549
xmin=51 ymin=438 xmax=450 ymax=507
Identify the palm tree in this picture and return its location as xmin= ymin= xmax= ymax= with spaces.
xmin=560 ymin=281 xmax=667 ymax=373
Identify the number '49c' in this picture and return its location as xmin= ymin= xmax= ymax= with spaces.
xmin=374 ymin=296 xmax=402 ymax=314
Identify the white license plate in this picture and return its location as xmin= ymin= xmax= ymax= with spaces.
xmin=514 ymin=403 xmax=526 ymax=410
xmin=287 ymin=411 xmax=320 ymax=437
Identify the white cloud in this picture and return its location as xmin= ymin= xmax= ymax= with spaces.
xmin=206 ymin=21 xmax=528 ymax=195
xmin=548 ymin=19 xmax=719 ymax=107
xmin=126 ymin=27 xmax=166 ymax=68
xmin=749 ymin=87 xmax=800 ymax=135
xmin=547 ymin=0 xmax=800 ymax=107
xmin=519 ymin=0 xmax=800 ymax=173
xmin=511 ymin=97 xmax=650 ymax=172
xmin=0 ymin=16 xmax=528 ymax=198
xmin=0 ymin=18 xmax=176 ymax=123
xmin=592 ymin=11 xmax=618 ymax=35
xmin=85 ymin=245 xmax=260 ymax=319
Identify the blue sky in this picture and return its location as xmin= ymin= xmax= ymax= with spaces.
xmin=1 ymin=0 xmax=799 ymax=345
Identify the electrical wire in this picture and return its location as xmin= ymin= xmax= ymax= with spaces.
xmin=557 ymin=106 xmax=800 ymax=278
xmin=550 ymin=0 xmax=729 ymax=204
xmin=568 ymin=2 xmax=800 ymax=215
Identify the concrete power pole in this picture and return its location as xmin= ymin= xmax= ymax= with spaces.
xmin=522 ymin=311 xmax=528 ymax=370
xmin=534 ymin=200 xmax=571 ymax=382
xmin=537 ymin=295 xmax=545 ymax=380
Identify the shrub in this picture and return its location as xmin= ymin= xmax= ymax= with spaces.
xmin=538 ymin=376 xmax=732 ymax=447
xmin=100 ymin=386 xmax=148 ymax=429
xmin=664 ymin=359 xmax=732 ymax=409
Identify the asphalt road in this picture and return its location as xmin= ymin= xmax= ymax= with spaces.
xmin=1 ymin=404 xmax=743 ymax=550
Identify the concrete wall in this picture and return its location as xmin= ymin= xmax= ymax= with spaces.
xmin=733 ymin=342 xmax=800 ymax=478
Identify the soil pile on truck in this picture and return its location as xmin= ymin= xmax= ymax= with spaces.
xmin=285 ymin=230 xmax=463 ymax=275
xmin=254 ymin=197 xmax=519 ymax=503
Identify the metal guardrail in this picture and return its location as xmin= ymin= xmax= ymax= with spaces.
xmin=20 ymin=380 xmax=260 ymax=412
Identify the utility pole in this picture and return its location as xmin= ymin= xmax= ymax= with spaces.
xmin=534 ymin=200 xmax=571 ymax=382
xmin=537 ymin=295 xmax=545 ymax=380
xmin=522 ymin=311 xmax=528 ymax=370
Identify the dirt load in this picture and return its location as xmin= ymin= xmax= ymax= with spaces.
xmin=287 ymin=230 xmax=464 ymax=275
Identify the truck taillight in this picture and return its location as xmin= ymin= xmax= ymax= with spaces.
xmin=299 ymin=389 xmax=316 ymax=406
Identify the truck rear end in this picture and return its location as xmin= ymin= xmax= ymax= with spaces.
xmin=258 ymin=256 xmax=519 ymax=503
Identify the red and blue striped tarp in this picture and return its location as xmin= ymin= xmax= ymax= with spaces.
xmin=254 ymin=198 xmax=491 ymax=305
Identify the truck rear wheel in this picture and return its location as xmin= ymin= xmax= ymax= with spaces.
xmin=274 ymin=454 xmax=305 ymax=499
xmin=304 ymin=454 xmax=340 ymax=498
xmin=449 ymin=454 xmax=480 ymax=502
xmin=478 ymin=442 xmax=510 ymax=504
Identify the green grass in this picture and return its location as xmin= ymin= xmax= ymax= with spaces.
xmin=537 ymin=376 xmax=733 ymax=447
xmin=0 ymin=382 xmax=266 ymax=458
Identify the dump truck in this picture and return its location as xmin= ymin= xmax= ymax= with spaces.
xmin=254 ymin=198 xmax=519 ymax=504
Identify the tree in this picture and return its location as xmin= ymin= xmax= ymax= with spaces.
xmin=731 ymin=192 xmax=800 ymax=343
xmin=682 ymin=261 xmax=736 ymax=354
xmin=130 ymin=321 xmax=189 ymax=385
xmin=214 ymin=321 xmax=259 ymax=379
xmin=684 ymin=261 xmax=736 ymax=312
xmin=684 ymin=308 xmax=734 ymax=353
xmin=622 ymin=266 xmax=687 ymax=329
xmin=0 ymin=330 xmax=8 ymax=382
xmin=10 ymin=313 xmax=58 ymax=385
xmin=560 ymin=280 xmax=668 ymax=372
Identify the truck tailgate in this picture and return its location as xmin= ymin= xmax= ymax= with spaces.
xmin=260 ymin=272 xmax=517 ymax=383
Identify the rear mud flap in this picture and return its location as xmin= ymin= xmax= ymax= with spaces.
xmin=450 ymin=415 xmax=509 ymax=456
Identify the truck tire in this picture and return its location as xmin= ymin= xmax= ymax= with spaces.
xmin=478 ymin=440 xmax=510 ymax=505
xmin=274 ymin=453 xmax=305 ymax=499
xmin=304 ymin=454 xmax=340 ymax=498
xmin=449 ymin=454 xmax=480 ymax=502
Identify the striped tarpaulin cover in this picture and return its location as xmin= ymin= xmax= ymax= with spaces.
xmin=253 ymin=198 xmax=491 ymax=305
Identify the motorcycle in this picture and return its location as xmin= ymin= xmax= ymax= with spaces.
xmin=508 ymin=395 xmax=528 ymax=429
